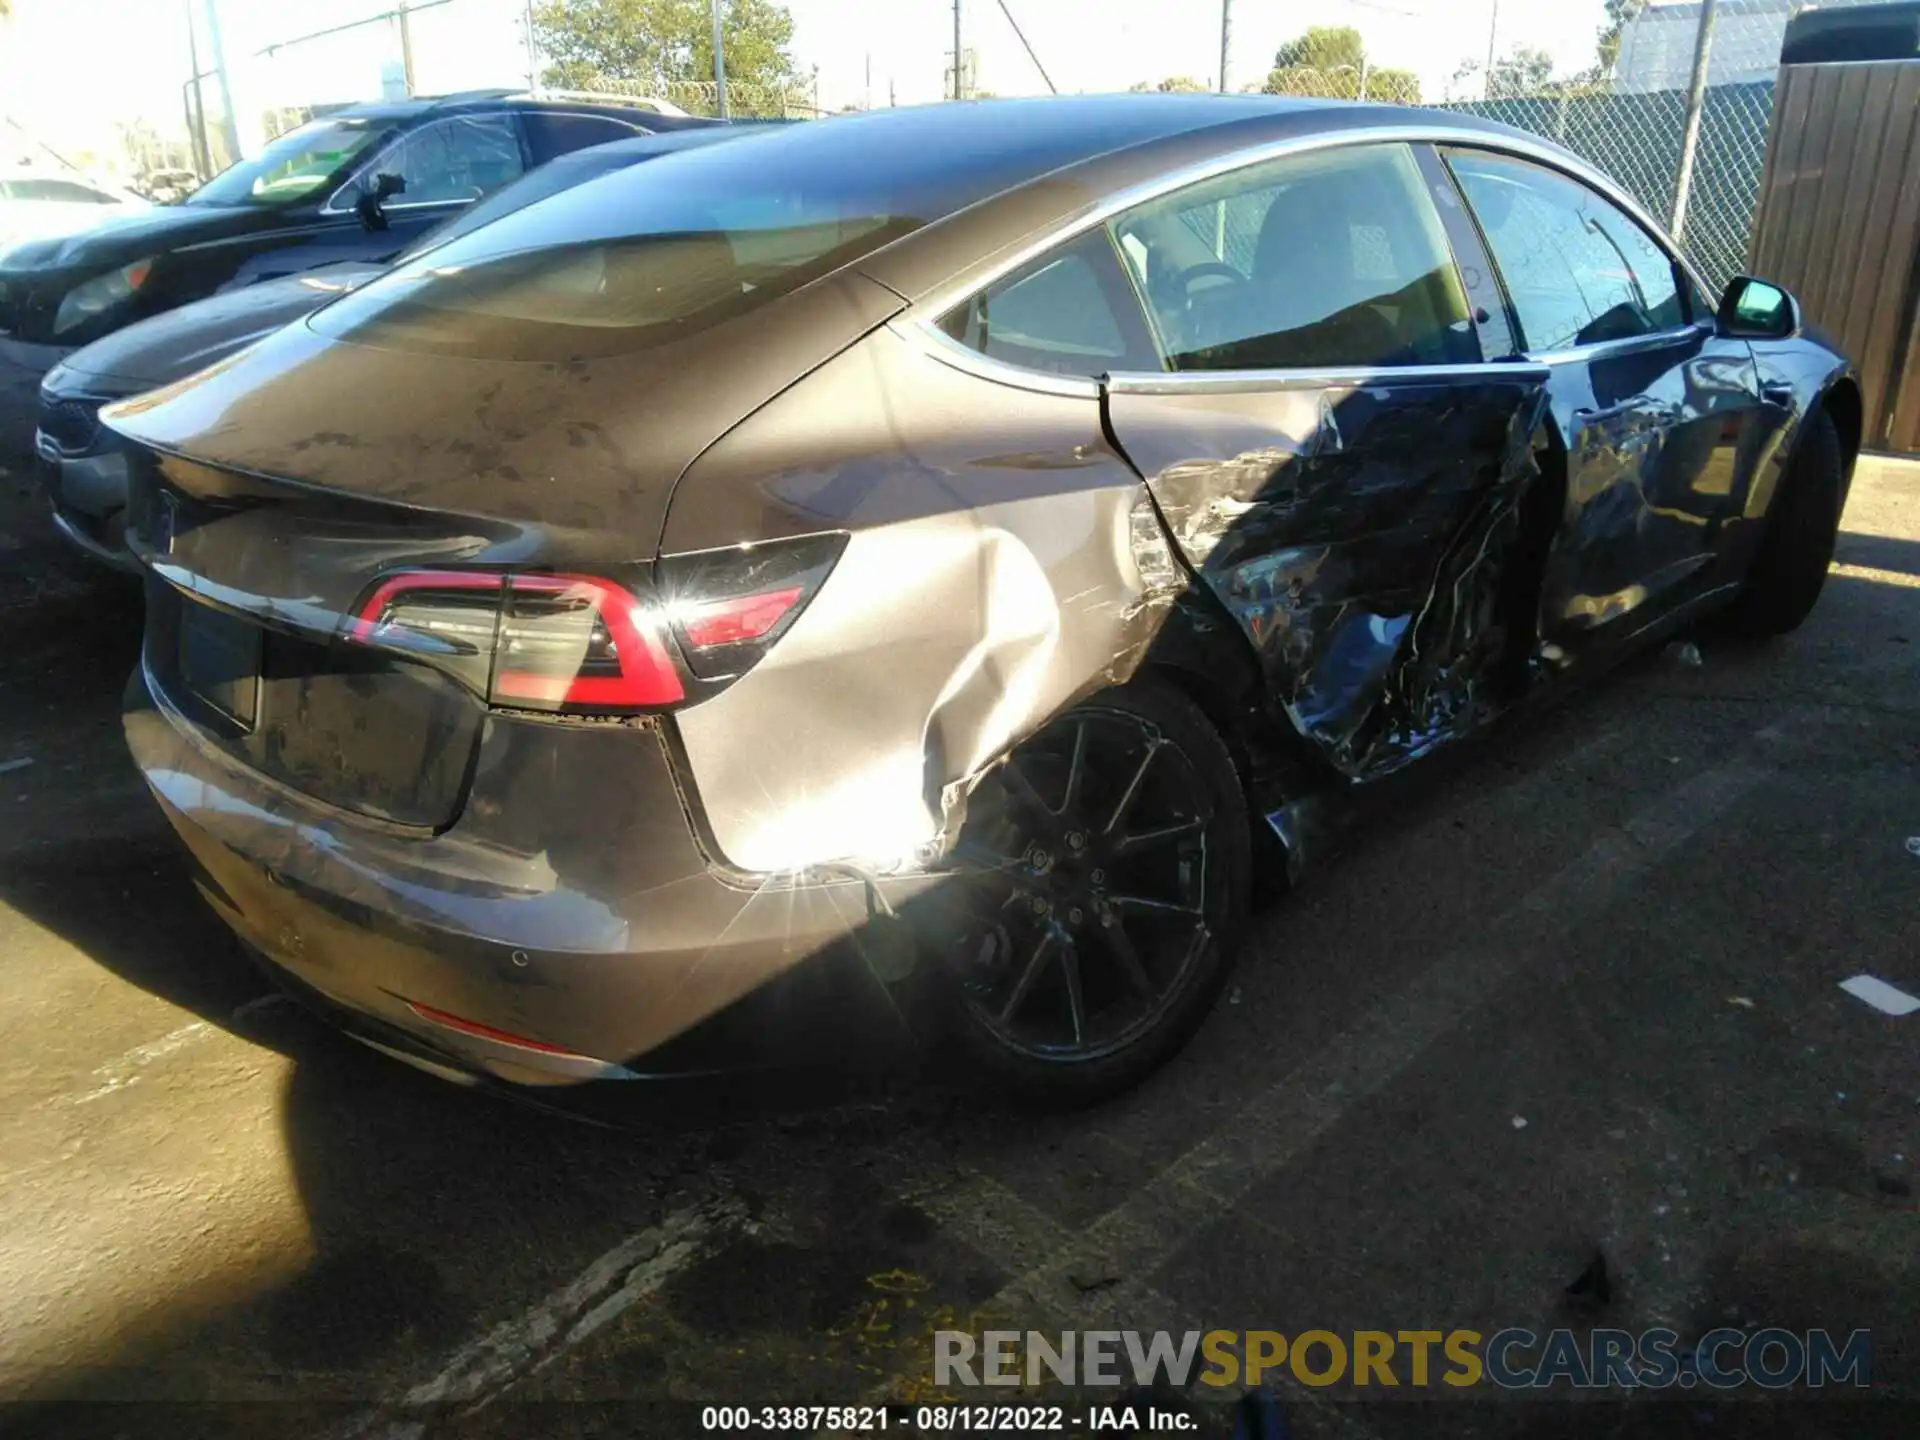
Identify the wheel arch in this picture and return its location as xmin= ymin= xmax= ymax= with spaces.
xmin=1821 ymin=374 xmax=1864 ymax=502
xmin=1130 ymin=591 xmax=1334 ymax=871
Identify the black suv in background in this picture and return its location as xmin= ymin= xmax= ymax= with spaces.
xmin=0 ymin=90 xmax=717 ymax=452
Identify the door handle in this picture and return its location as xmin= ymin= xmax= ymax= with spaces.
xmin=1761 ymin=382 xmax=1794 ymax=408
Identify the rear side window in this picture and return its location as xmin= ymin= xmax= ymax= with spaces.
xmin=1448 ymin=151 xmax=1686 ymax=352
xmin=938 ymin=230 xmax=1162 ymax=377
xmin=1109 ymin=142 xmax=1477 ymax=371
xmin=522 ymin=112 xmax=645 ymax=166
xmin=307 ymin=113 xmax=1258 ymax=362
xmin=360 ymin=114 xmax=526 ymax=207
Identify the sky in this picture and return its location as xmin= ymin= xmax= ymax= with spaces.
xmin=1 ymin=0 xmax=1619 ymax=172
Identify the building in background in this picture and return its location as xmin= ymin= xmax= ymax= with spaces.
xmin=1615 ymin=0 xmax=1885 ymax=93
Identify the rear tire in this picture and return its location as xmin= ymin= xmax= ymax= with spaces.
xmin=1723 ymin=408 xmax=1846 ymax=637
xmin=934 ymin=677 xmax=1251 ymax=1107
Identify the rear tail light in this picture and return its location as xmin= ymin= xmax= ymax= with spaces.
xmin=493 ymin=574 xmax=682 ymax=711
xmin=349 ymin=570 xmax=683 ymax=713
xmin=659 ymin=534 xmax=846 ymax=681
xmin=346 ymin=534 xmax=844 ymax=713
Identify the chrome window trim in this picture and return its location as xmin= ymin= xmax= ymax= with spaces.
xmin=320 ymin=192 xmax=475 ymax=217
xmin=903 ymin=121 xmax=1714 ymax=385
xmin=320 ymin=112 xmax=526 ymax=217
xmin=895 ymin=317 xmax=1103 ymax=400
xmin=1528 ymin=318 xmax=1717 ymax=367
xmin=1106 ymin=361 xmax=1551 ymax=396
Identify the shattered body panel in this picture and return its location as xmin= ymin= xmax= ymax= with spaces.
xmin=1106 ymin=370 xmax=1551 ymax=780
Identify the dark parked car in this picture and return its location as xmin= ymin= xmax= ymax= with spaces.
xmin=105 ymin=98 xmax=1859 ymax=1105
xmin=0 ymin=89 xmax=717 ymax=452
xmin=36 ymin=126 xmax=757 ymax=569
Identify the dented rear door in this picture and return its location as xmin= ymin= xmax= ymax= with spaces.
xmin=1101 ymin=138 xmax=1553 ymax=781
xmin=1107 ymin=368 xmax=1549 ymax=780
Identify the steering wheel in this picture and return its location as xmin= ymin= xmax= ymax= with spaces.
xmin=1172 ymin=261 xmax=1248 ymax=292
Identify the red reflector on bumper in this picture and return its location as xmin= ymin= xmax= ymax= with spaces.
xmin=405 ymin=1000 xmax=583 ymax=1057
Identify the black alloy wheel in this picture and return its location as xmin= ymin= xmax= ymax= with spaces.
xmin=935 ymin=679 xmax=1250 ymax=1104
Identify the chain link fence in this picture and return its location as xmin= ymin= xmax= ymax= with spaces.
xmin=1252 ymin=0 xmax=1886 ymax=292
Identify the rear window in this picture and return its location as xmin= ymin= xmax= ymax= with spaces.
xmin=310 ymin=190 xmax=910 ymax=360
xmin=307 ymin=109 xmax=1196 ymax=361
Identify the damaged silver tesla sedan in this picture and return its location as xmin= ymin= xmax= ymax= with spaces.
xmin=105 ymin=97 xmax=1858 ymax=1104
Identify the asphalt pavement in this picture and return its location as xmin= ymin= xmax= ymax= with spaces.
xmin=0 ymin=452 xmax=1914 ymax=1440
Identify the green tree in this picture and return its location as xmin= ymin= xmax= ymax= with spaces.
xmin=1488 ymin=45 xmax=1555 ymax=100
xmin=1129 ymin=76 xmax=1208 ymax=93
xmin=1273 ymin=26 xmax=1364 ymax=72
xmin=1263 ymin=25 xmax=1418 ymax=103
xmin=531 ymin=0 xmax=800 ymax=93
xmin=1596 ymin=0 xmax=1650 ymax=77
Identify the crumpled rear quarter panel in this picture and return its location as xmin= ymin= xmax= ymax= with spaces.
xmin=661 ymin=325 xmax=1176 ymax=874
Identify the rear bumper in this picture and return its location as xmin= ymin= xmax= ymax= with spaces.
xmin=124 ymin=662 xmax=928 ymax=1086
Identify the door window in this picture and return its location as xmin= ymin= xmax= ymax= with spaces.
xmin=522 ymin=112 xmax=644 ymax=166
xmin=358 ymin=114 xmax=525 ymax=208
xmin=938 ymin=228 xmax=1162 ymax=377
xmin=1108 ymin=142 xmax=1477 ymax=371
xmin=1447 ymin=151 xmax=1686 ymax=352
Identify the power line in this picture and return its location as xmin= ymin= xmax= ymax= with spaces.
xmin=994 ymin=0 xmax=1056 ymax=93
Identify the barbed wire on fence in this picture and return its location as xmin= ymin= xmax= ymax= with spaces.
xmin=569 ymin=75 xmax=825 ymax=121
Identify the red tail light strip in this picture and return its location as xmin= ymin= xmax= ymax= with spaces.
xmin=348 ymin=569 xmax=684 ymax=711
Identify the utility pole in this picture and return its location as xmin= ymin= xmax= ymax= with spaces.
xmin=523 ymin=0 xmax=537 ymax=92
xmin=711 ymin=0 xmax=729 ymax=117
xmin=201 ymin=0 xmax=242 ymax=166
xmin=397 ymin=0 xmax=416 ymax=94
xmin=953 ymin=0 xmax=964 ymax=100
xmin=1484 ymin=0 xmax=1499 ymax=99
xmin=1219 ymin=0 xmax=1232 ymax=93
xmin=1671 ymin=0 xmax=1720 ymax=241
xmin=183 ymin=0 xmax=212 ymax=178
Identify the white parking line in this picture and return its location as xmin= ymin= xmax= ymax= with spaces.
xmin=1839 ymin=974 xmax=1920 ymax=1016
xmin=59 ymin=1020 xmax=213 ymax=1106
xmin=335 ymin=1199 xmax=742 ymax=1437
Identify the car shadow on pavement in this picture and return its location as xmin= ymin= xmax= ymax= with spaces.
xmin=1833 ymin=528 xmax=1920 ymax=580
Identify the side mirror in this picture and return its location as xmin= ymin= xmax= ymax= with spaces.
xmin=353 ymin=172 xmax=407 ymax=232
xmin=1717 ymin=275 xmax=1801 ymax=340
